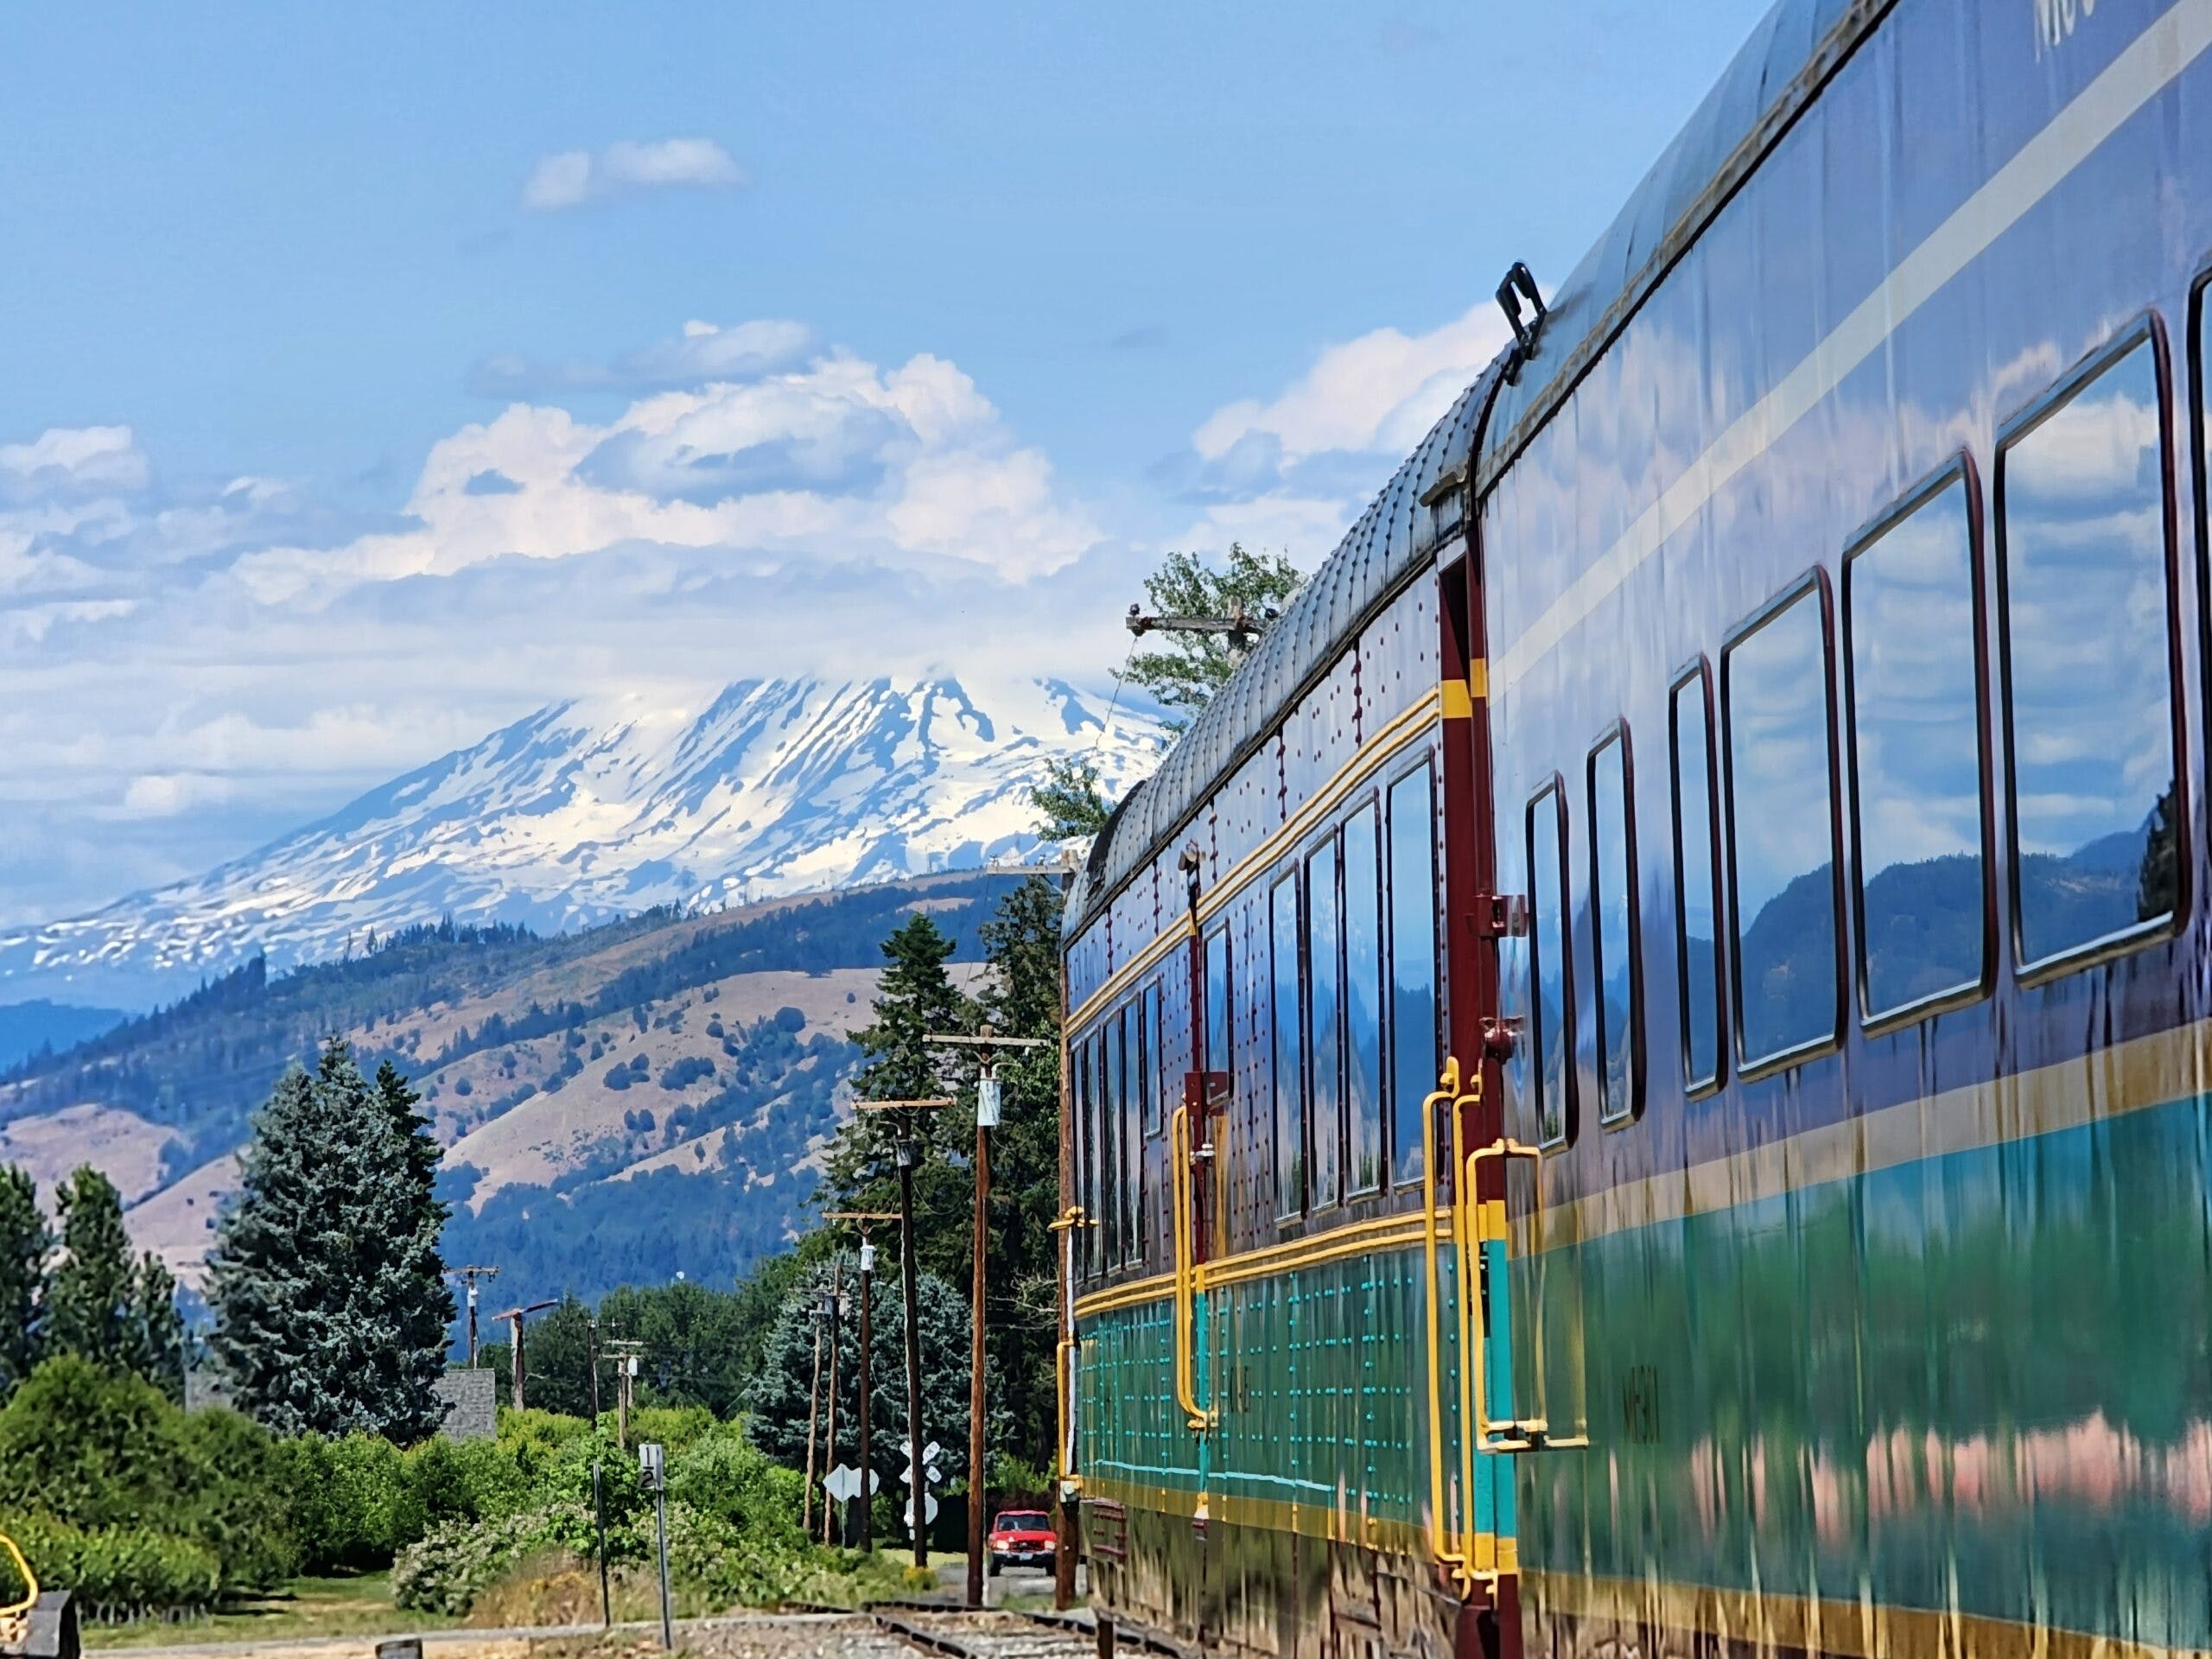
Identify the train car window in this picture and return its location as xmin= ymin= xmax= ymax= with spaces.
xmin=1587 ymin=730 xmax=1641 ymax=1124
xmin=1100 ymin=1020 xmax=1122 ymax=1268
xmin=1133 ymin=991 xmax=1153 ymax=1266
xmin=1205 ymin=928 xmax=1230 ymax=1082
xmin=1998 ymin=334 xmax=2180 ymax=969
xmin=1141 ymin=982 xmax=1163 ymax=1139
xmin=1723 ymin=583 xmax=1841 ymax=1070
xmin=1120 ymin=1004 xmax=1141 ymax=1268
xmin=1271 ymin=871 xmax=1306 ymax=1218
xmin=1845 ymin=473 xmax=1988 ymax=1020
xmin=1306 ymin=836 xmax=1344 ymax=1210
xmin=1074 ymin=1036 xmax=1094 ymax=1280
xmin=1669 ymin=667 xmax=1723 ymax=1091
xmin=1387 ymin=764 xmax=1439 ymax=1186
xmin=1527 ymin=782 xmax=1574 ymax=1147
xmin=1343 ymin=803 xmax=1385 ymax=1196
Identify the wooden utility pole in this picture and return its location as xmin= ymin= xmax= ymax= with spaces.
xmin=822 ymin=1262 xmax=843 ymax=1547
xmin=605 ymin=1340 xmax=645 ymax=1447
xmin=494 ymin=1299 xmax=556 ymax=1411
xmin=929 ymin=1030 xmax=1047 ymax=1610
xmin=804 ymin=1313 xmax=824 ymax=1536
xmin=856 ymin=1098 xmax=955 ymax=1569
xmin=825 ymin=1211 xmax=899 ymax=1554
xmin=450 ymin=1265 xmax=500 ymax=1365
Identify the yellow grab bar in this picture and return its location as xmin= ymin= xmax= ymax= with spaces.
xmin=1419 ymin=1056 xmax=1470 ymax=1582
xmin=1451 ymin=1077 xmax=1492 ymax=1580
xmin=1466 ymin=1138 xmax=1588 ymax=1453
xmin=1049 ymin=1205 xmax=1089 ymax=1488
xmin=1169 ymin=1105 xmax=1212 ymax=1430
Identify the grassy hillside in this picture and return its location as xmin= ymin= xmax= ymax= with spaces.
xmin=0 ymin=874 xmax=1016 ymax=1305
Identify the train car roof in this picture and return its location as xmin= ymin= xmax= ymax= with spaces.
xmin=1477 ymin=0 xmax=1878 ymax=490
xmin=1065 ymin=0 xmax=1864 ymax=941
xmin=1065 ymin=366 xmax=1497 ymax=938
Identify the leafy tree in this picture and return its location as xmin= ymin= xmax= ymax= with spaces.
xmin=1028 ymin=544 xmax=1300 ymax=836
xmin=1122 ymin=543 xmax=1301 ymax=728
xmin=744 ymin=1262 xmax=972 ymax=1486
xmin=0 ymin=1167 xmax=48 ymax=1396
xmin=1029 ymin=756 xmax=1114 ymax=843
xmin=209 ymin=1039 xmax=456 ymax=1440
xmin=46 ymin=1166 xmax=181 ymax=1395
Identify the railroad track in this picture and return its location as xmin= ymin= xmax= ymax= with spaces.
xmin=867 ymin=1605 xmax=1096 ymax=1659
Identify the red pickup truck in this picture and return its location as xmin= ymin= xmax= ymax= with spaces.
xmin=987 ymin=1509 xmax=1056 ymax=1573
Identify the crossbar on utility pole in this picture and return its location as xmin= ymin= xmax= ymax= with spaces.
xmin=493 ymin=1298 xmax=556 ymax=1412
xmin=855 ymin=1099 xmax=955 ymax=1567
xmin=928 ymin=1028 xmax=1049 ymax=1611
xmin=449 ymin=1265 xmax=499 ymax=1366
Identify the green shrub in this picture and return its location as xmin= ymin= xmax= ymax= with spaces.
xmin=391 ymin=1509 xmax=543 ymax=1616
xmin=3 ymin=1516 xmax=221 ymax=1622
xmin=0 ymin=1359 xmax=294 ymax=1601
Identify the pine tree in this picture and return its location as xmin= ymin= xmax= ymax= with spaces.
xmin=46 ymin=1167 xmax=138 ymax=1371
xmin=130 ymin=1252 xmax=186 ymax=1402
xmin=822 ymin=915 xmax=978 ymax=1290
xmin=210 ymin=1039 xmax=456 ymax=1440
xmin=375 ymin=1059 xmax=447 ymax=1238
xmin=975 ymin=877 xmax=1070 ymax=1471
xmin=0 ymin=1167 xmax=49 ymax=1397
xmin=745 ymin=1262 xmax=973 ymax=1484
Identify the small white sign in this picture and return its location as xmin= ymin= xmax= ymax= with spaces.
xmin=976 ymin=1077 xmax=1001 ymax=1128
xmin=823 ymin=1464 xmax=879 ymax=1503
xmin=638 ymin=1442 xmax=665 ymax=1489
xmin=903 ymin=1493 xmax=940 ymax=1533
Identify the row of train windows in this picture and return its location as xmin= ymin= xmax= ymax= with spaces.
xmin=1526 ymin=328 xmax=2178 ymax=1138
xmin=1072 ymin=761 xmax=1442 ymax=1275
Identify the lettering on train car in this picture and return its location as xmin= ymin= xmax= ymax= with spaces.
xmin=2032 ymin=0 xmax=2095 ymax=57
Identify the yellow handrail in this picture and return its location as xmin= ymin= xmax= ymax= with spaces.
xmin=0 ymin=1529 xmax=38 ymax=1622
xmin=1467 ymin=1138 xmax=1589 ymax=1453
xmin=1419 ymin=1056 xmax=1469 ymax=1583
xmin=1049 ymin=1205 xmax=1090 ymax=1489
xmin=1451 ymin=1077 xmax=1493 ymax=1581
xmin=1169 ymin=1105 xmax=1212 ymax=1430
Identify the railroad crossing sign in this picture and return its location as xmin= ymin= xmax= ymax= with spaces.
xmin=822 ymin=1464 xmax=879 ymax=1505
xmin=900 ymin=1441 xmax=944 ymax=1536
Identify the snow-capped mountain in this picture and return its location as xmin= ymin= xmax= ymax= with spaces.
xmin=0 ymin=677 xmax=1164 ymax=1007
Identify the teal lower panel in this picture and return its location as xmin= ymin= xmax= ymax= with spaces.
xmin=1515 ymin=1089 xmax=2212 ymax=1650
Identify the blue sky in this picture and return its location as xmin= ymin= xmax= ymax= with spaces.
xmin=0 ymin=2 xmax=1771 ymax=925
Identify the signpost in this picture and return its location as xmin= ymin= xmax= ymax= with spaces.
xmin=639 ymin=1444 xmax=671 ymax=1649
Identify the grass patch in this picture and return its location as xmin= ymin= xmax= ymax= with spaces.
xmin=84 ymin=1571 xmax=455 ymax=1649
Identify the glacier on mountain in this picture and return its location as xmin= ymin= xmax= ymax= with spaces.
xmin=0 ymin=677 xmax=1164 ymax=1007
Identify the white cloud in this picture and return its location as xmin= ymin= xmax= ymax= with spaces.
xmin=522 ymin=138 xmax=747 ymax=212
xmin=116 ymin=772 xmax=235 ymax=820
xmin=1176 ymin=302 xmax=1507 ymax=565
xmin=1194 ymin=303 xmax=1508 ymax=465
xmin=0 ymin=426 xmax=151 ymax=499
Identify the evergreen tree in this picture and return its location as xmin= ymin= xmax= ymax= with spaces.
xmin=0 ymin=1168 xmax=48 ymax=1397
xmin=130 ymin=1252 xmax=186 ymax=1402
xmin=821 ymin=915 xmax=977 ymax=1290
xmin=975 ymin=877 xmax=1070 ymax=1471
xmin=375 ymin=1059 xmax=447 ymax=1239
xmin=47 ymin=1168 xmax=137 ymax=1371
xmin=210 ymin=1039 xmax=456 ymax=1440
xmin=745 ymin=1262 xmax=973 ymax=1486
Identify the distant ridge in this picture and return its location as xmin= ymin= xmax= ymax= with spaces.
xmin=0 ymin=676 xmax=1163 ymax=1007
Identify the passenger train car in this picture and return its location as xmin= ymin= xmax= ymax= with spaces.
xmin=1058 ymin=0 xmax=2212 ymax=1654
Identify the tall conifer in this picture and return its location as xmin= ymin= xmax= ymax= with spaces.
xmin=210 ymin=1039 xmax=455 ymax=1440
xmin=0 ymin=1168 xmax=48 ymax=1397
